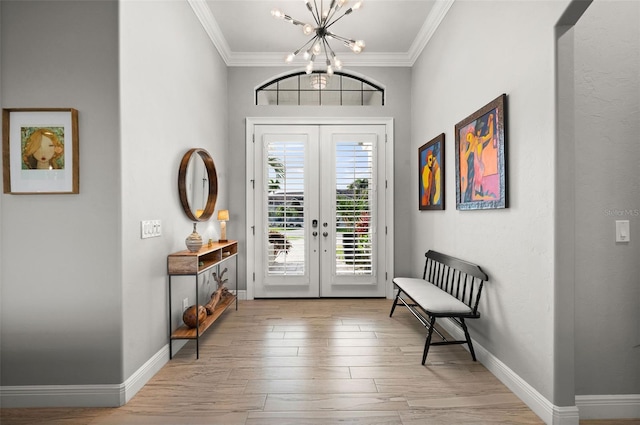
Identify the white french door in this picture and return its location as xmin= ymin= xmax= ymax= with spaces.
xmin=251 ymin=123 xmax=388 ymax=298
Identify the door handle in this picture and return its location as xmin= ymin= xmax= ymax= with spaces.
xmin=313 ymin=231 xmax=318 ymax=237
xmin=323 ymin=231 xmax=328 ymax=237
xmin=312 ymin=219 xmax=318 ymax=228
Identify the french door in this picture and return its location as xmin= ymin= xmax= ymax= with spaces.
xmin=251 ymin=124 xmax=388 ymax=298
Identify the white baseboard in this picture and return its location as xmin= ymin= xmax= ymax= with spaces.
xmin=0 ymin=345 xmax=169 ymax=408
xmin=122 ymin=344 xmax=169 ymax=404
xmin=576 ymin=394 xmax=640 ymax=419
xmin=233 ymin=289 xmax=247 ymax=300
xmin=439 ymin=319 xmax=580 ymax=425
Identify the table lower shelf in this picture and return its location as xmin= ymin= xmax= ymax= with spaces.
xmin=171 ymin=294 xmax=236 ymax=339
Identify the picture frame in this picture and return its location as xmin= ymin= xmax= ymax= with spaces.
xmin=2 ymin=108 xmax=79 ymax=194
xmin=454 ymin=94 xmax=507 ymax=210
xmin=418 ymin=133 xmax=445 ymax=210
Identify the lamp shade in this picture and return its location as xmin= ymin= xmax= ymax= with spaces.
xmin=217 ymin=210 xmax=229 ymax=221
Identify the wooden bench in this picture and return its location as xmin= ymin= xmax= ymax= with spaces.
xmin=390 ymin=250 xmax=489 ymax=365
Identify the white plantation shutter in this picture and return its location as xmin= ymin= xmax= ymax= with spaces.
xmin=265 ymin=141 xmax=305 ymax=276
xmin=334 ymin=141 xmax=374 ymax=276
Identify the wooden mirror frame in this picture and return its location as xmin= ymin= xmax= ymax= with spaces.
xmin=178 ymin=148 xmax=218 ymax=222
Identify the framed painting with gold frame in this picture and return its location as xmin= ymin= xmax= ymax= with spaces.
xmin=2 ymin=108 xmax=79 ymax=194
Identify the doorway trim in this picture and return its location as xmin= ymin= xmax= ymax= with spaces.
xmin=246 ymin=117 xmax=395 ymax=300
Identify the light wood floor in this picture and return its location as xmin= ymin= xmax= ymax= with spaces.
xmin=1 ymin=299 xmax=638 ymax=425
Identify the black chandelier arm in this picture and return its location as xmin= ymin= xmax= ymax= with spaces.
xmin=322 ymin=37 xmax=332 ymax=63
xmin=325 ymin=32 xmax=355 ymax=45
xmin=324 ymin=0 xmax=344 ymax=27
xmin=294 ymin=35 xmax=319 ymax=56
xmin=311 ymin=0 xmax=321 ymax=25
xmin=324 ymin=8 xmax=355 ymax=30
xmin=285 ymin=15 xmax=307 ymax=26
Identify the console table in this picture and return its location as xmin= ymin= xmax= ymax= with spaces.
xmin=167 ymin=240 xmax=238 ymax=359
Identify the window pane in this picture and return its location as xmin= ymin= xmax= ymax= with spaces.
xmin=278 ymin=77 xmax=299 ymax=90
xmin=256 ymin=72 xmax=383 ymax=106
xmin=341 ymin=78 xmax=362 ymax=91
xmin=320 ymin=91 xmax=341 ymax=106
xmin=299 ymin=90 xmax=320 ymax=106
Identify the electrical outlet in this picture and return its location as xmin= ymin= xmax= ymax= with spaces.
xmin=182 ymin=298 xmax=189 ymax=311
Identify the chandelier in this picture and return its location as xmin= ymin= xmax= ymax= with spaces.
xmin=271 ymin=0 xmax=365 ymax=75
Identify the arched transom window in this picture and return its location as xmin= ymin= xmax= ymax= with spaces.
xmin=256 ymin=71 xmax=384 ymax=106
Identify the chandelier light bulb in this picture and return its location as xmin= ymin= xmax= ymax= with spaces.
xmin=327 ymin=65 xmax=334 ymax=76
xmin=285 ymin=53 xmax=295 ymax=63
xmin=303 ymin=23 xmax=315 ymax=36
xmin=352 ymin=1 xmax=363 ymax=10
xmin=305 ymin=61 xmax=314 ymax=74
xmin=334 ymin=57 xmax=343 ymax=70
xmin=338 ymin=0 xmax=348 ymax=7
xmin=312 ymin=42 xmax=322 ymax=55
xmin=271 ymin=8 xmax=284 ymax=19
xmin=303 ymin=50 xmax=311 ymax=60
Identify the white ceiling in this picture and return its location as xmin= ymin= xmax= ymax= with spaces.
xmin=189 ymin=0 xmax=454 ymax=67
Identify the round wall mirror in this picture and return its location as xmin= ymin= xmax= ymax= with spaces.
xmin=178 ymin=148 xmax=218 ymax=221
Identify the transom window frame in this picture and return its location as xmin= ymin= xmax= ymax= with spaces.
xmin=255 ymin=71 xmax=385 ymax=106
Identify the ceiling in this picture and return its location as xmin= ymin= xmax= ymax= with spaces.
xmin=190 ymin=0 xmax=454 ymax=68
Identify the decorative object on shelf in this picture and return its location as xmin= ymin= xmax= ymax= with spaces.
xmin=2 ymin=108 xmax=79 ymax=194
xmin=182 ymin=304 xmax=206 ymax=328
xmin=419 ymin=133 xmax=445 ymax=211
xmin=185 ymin=223 xmax=203 ymax=252
xmin=205 ymin=268 xmax=230 ymax=315
xmin=454 ymin=94 xmax=508 ymax=211
xmin=217 ymin=209 xmax=229 ymax=242
xmin=271 ymin=0 xmax=365 ymax=74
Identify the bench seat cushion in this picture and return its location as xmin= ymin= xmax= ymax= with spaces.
xmin=393 ymin=277 xmax=472 ymax=315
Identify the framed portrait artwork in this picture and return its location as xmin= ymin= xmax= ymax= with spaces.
xmin=419 ymin=133 xmax=444 ymax=210
xmin=454 ymin=94 xmax=507 ymax=210
xmin=2 ymin=108 xmax=79 ymax=194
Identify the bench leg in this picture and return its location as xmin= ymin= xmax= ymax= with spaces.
xmin=422 ymin=316 xmax=437 ymax=365
xmin=460 ymin=318 xmax=477 ymax=361
xmin=389 ymin=288 xmax=401 ymax=317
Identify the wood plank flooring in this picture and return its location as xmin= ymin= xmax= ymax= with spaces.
xmin=1 ymin=299 xmax=638 ymax=425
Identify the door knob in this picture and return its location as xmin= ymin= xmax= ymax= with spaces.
xmin=313 ymin=231 xmax=318 ymax=237
xmin=323 ymin=231 xmax=328 ymax=237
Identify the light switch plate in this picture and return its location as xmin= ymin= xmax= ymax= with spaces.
xmin=141 ymin=220 xmax=162 ymax=239
xmin=615 ymin=220 xmax=630 ymax=243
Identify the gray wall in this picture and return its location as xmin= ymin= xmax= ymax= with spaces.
xmin=119 ymin=0 xmax=229 ymax=380
xmin=0 ymin=0 xmax=229 ymax=398
xmin=573 ymin=0 xmax=640 ymax=396
xmin=227 ymin=66 xmax=413 ymax=290
xmin=410 ymin=0 xmax=572 ymax=403
xmin=1 ymin=0 xmax=122 ymax=385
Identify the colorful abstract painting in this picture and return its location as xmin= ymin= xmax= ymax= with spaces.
xmin=419 ymin=133 xmax=444 ymax=210
xmin=455 ymin=94 xmax=507 ymax=210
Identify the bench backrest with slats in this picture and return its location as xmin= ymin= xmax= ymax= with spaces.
xmin=422 ymin=250 xmax=489 ymax=316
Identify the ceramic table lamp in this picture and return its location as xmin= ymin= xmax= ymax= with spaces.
xmin=217 ymin=210 xmax=229 ymax=242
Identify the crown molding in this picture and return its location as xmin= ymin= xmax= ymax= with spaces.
xmin=189 ymin=0 xmax=454 ymax=68
xmin=187 ymin=0 xmax=232 ymax=64
xmin=225 ymin=51 xmax=415 ymax=67
xmin=407 ymin=0 xmax=455 ymax=64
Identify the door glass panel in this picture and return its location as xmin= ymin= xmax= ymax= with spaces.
xmin=334 ymin=141 xmax=374 ymax=276
xmin=266 ymin=141 xmax=305 ymax=276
